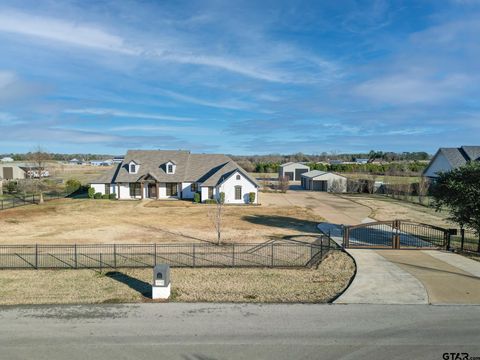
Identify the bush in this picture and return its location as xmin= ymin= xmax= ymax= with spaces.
xmin=249 ymin=192 xmax=256 ymax=204
xmin=205 ymin=199 xmax=217 ymax=204
xmin=101 ymin=194 xmax=109 ymax=199
xmin=193 ymin=192 xmax=201 ymax=203
xmin=65 ymin=179 xmax=81 ymax=194
xmin=219 ymin=192 xmax=225 ymax=204
xmin=109 ymin=193 xmax=117 ymax=200
xmin=94 ymin=192 xmax=102 ymax=199
xmin=88 ymin=187 xmax=95 ymax=199
xmin=6 ymin=181 xmax=17 ymax=194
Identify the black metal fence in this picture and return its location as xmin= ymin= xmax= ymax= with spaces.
xmin=0 ymin=192 xmax=67 ymax=211
xmin=0 ymin=238 xmax=339 ymax=270
xmin=449 ymin=229 xmax=480 ymax=253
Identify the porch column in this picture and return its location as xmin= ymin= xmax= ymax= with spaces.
xmin=140 ymin=182 xmax=144 ymax=199
xmin=156 ymin=182 xmax=159 ymax=200
xmin=117 ymin=184 xmax=120 ymax=199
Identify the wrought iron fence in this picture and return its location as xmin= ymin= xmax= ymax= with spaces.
xmin=0 ymin=192 xmax=67 ymax=211
xmin=0 ymin=238 xmax=339 ymax=270
xmin=449 ymin=229 xmax=480 ymax=253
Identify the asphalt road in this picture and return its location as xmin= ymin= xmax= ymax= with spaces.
xmin=1 ymin=303 xmax=479 ymax=360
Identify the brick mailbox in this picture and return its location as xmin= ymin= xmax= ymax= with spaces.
xmin=152 ymin=264 xmax=171 ymax=299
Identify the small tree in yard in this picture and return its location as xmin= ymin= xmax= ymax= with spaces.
xmin=208 ymin=191 xmax=225 ymax=245
xmin=28 ymin=147 xmax=51 ymax=204
xmin=249 ymin=192 xmax=256 ymax=204
xmin=277 ymin=175 xmax=289 ymax=192
xmin=417 ymin=177 xmax=430 ymax=205
xmin=431 ymin=162 xmax=480 ymax=251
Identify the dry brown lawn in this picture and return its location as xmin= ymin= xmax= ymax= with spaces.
xmin=340 ymin=194 xmax=452 ymax=228
xmin=0 ymin=251 xmax=354 ymax=305
xmin=0 ymin=198 xmax=323 ymax=244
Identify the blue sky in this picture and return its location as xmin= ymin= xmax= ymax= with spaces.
xmin=0 ymin=0 xmax=479 ymax=155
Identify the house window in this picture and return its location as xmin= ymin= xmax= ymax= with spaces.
xmin=235 ymin=186 xmax=242 ymax=200
xmin=166 ymin=183 xmax=178 ymax=197
xmin=130 ymin=164 xmax=136 ymax=173
xmin=104 ymin=184 xmax=110 ymax=195
xmin=129 ymin=183 xmax=141 ymax=197
xmin=236 ymin=174 xmax=241 ymax=180
xmin=167 ymin=164 xmax=173 ymax=173
xmin=191 ymin=183 xmax=197 ymax=192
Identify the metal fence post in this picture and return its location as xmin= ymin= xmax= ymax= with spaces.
xmin=460 ymin=229 xmax=465 ymax=252
xmin=232 ymin=244 xmax=235 ymax=267
xmin=270 ymin=242 xmax=274 ymax=267
xmin=74 ymin=244 xmax=78 ymax=269
xmin=1 ymin=200 xmax=3 ymax=210
xmin=192 ymin=243 xmax=196 ymax=268
xmin=154 ymin=243 xmax=157 ymax=266
xmin=114 ymin=244 xmax=117 ymax=268
xmin=35 ymin=244 xmax=38 ymax=269
xmin=310 ymin=243 xmax=313 ymax=260
xmin=100 ymin=253 xmax=103 ymax=272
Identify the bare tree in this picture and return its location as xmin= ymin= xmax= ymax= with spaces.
xmin=277 ymin=175 xmax=289 ymax=192
xmin=418 ymin=177 xmax=430 ymax=205
xmin=28 ymin=146 xmax=51 ymax=204
xmin=328 ymin=179 xmax=343 ymax=193
xmin=208 ymin=192 xmax=225 ymax=245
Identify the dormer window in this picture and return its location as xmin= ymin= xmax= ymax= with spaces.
xmin=236 ymin=174 xmax=241 ymax=180
xmin=128 ymin=161 xmax=139 ymax=174
xmin=165 ymin=160 xmax=176 ymax=174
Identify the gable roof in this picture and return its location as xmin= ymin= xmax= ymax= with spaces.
xmin=423 ymin=146 xmax=480 ymax=176
xmin=92 ymin=150 xmax=258 ymax=186
xmin=301 ymin=170 xmax=346 ymax=179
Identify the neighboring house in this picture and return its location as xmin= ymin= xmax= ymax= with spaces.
xmin=21 ymin=167 xmax=50 ymax=178
xmin=112 ymin=156 xmax=124 ymax=164
xmin=0 ymin=157 xmax=14 ymax=162
xmin=278 ymin=162 xmax=310 ymax=181
xmin=90 ymin=159 xmax=113 ymax=166
xmin=300 ymin=170 xmax=347 ymax=192
xmin=328 ymin=159 xmax=343 ymax=165
xmin=355 ymin=158 xmax=369 ymax=164
xmin=0 ymin=164 xmax=26 ymax=180
xmin=423 ymin=146 xmax=480 ymax=178
xmin=69 ymin=158 xmax=83 ymax=165
xmin=90 ymin=150 xmax=259 ymax=204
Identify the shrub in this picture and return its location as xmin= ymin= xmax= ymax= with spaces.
xmin=205 ymin=199 xmax=217 ymax=204
xmin=65 ymin=179 xmax=82 ymax=194
xmin=6 ymin=181 xmax=17 ymax=194
xmin=101 ymin=194 xmax=109 ymax=199
xmin=109 ymin=193 xmax=117 ymax=200
xmin=94 ymin=192 xmax=102 ymax=199
xmin=88 ymin=187 xmax=95 ymax=199
xmin=249 ymin=192 xmax=256 ymax=204
xmin=193 ymin=192 xmax=200 ymax=203
xmin=219 ymin=192 xmax=225 ymax=204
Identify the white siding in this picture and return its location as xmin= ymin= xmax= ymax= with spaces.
xmin=117 ymin=183 xmax=131 ymax=199
xmin=423 ymin=153 xmax=452 ymax=178
xmin=218 ymin=171 xmax=258 ymax=204
xmin=91 ymin=183 xmax=106 ymax=195
xmin=181 ymin=182 xmax=196 ymax=199
xmin=279 ymin=163 xmax=310 ymax=181
xmin=200 ymin=186 xmax=210 ymax=202
xmin=301 ymin=173 xmax=347 ymax=193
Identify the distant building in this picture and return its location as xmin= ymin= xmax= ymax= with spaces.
xmin=355 ymin=158 xmax=369 ymax=164
xmin=328 ymin=160 xmax=343 ymax=165
xmin=300 ymin=171 xmax=347 ymax=192
xmin=69 ymin=158 xmax=83 ymax=165
xmin=112 ymin=156 xmax=124 ymax=164
xmin=0 ymin=157 xmax=14 ymax=162
xmin=0 ymin=165 xmax=26 ymax=180
xmin=90 ymin=159 xmax=113 ymax=166
xmin=423 ymin=146 xmax=480 ymax=178
xmin=278 ymin=162 xmax=310 ymax=181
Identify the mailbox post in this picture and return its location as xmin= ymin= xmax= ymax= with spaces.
xmin=152 ymin=264 xmax=171 ymax=299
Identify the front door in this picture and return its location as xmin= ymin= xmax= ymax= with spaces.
xmin=166 ymin=183 xmax=178 ymax=197
xmin=148 ymin=183 xmax=157 ymax=198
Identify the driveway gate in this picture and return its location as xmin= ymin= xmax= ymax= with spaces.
xmin=343 ymin=220 xmax=450 ymax=249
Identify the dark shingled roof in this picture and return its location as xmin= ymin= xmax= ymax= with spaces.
xmin=423 ymin=146 xmax=480 ymax=176
xmin=92 ymin=150 xmax=258 ymax=187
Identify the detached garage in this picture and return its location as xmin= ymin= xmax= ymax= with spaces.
xmin=278 ymin=162 xmax=310 ymax=181
xmin=301 ymin=170 xmax=347 ymax=193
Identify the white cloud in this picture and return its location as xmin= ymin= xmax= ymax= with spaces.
xmin=353 ymin=73 xmax=471 ymax=104
xmin=0 ymin=10 xmax=136 ymax=54
xmin=0 ymin=71 xmax=16 ymax=88
xmin=158 ymin=89 xmax=252 ymax=110
xmin=64 ymin=108 xmax=194 ymax=121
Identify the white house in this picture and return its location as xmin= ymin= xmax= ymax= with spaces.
xmin=0 ymin=157 xmax=14 ymax=162
xmin=423 ymin=146 xmax=480 ymax=178
xmin=90 ymin=150 xmax=259 ymax=204
xmin=300 ymin=170 xmax=347 ymax=192
xmin=278 ymin=162 xmax=310 ymax=181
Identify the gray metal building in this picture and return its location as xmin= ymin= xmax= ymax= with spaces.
xmin=278 ymin=162 xmax=310 ymax=181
